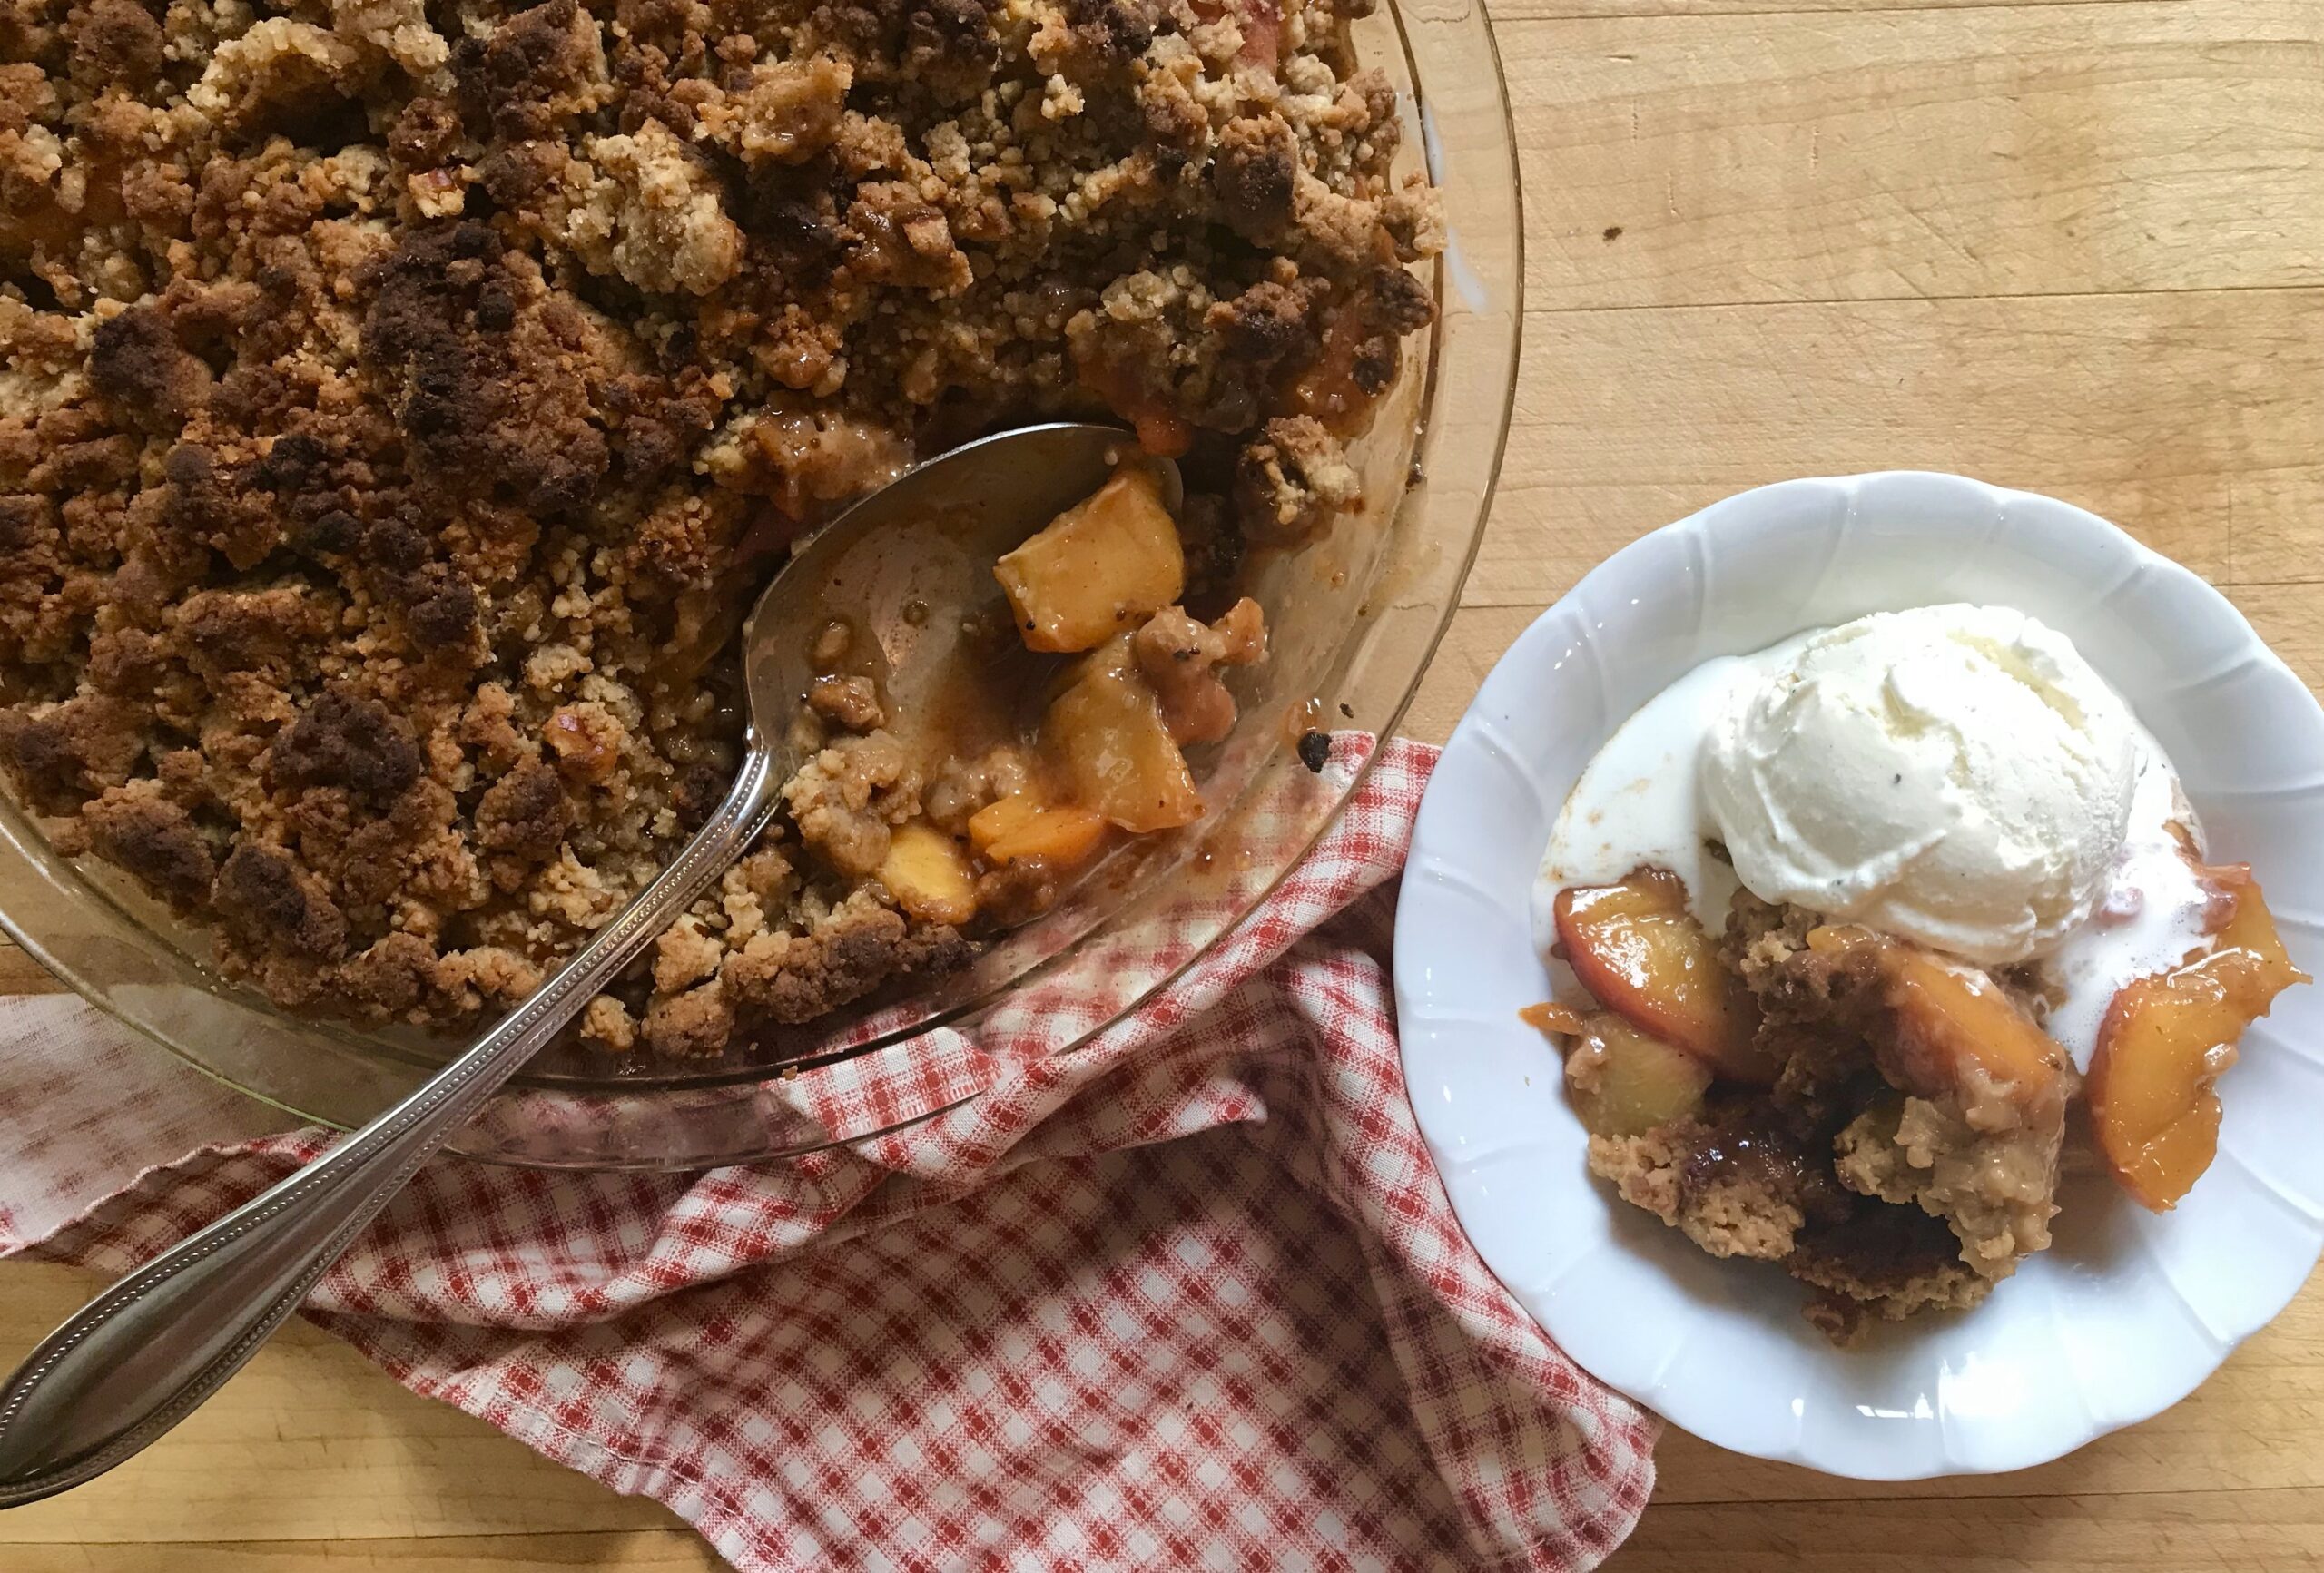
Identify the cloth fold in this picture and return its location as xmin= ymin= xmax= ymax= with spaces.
xmin=0 ymin=738 xmax=1655 ymax=1571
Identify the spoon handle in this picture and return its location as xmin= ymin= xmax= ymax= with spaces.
xmin=0 ymin=749 xmax=781 ymax=1507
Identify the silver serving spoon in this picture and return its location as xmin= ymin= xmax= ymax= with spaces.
xmin=0 ymin=422 xmax=1175 ymax=1506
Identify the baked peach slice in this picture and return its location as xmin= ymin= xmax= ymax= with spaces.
xmin=968 ymin=793 xmax=1109 ymax=869
xmin=879 ymin=821 xmax=980 ymax=928
xmin=1805 ymin=925 xmax=2068 ymax=1113
xmin=1553 ymin=870 xmax=1776 ymax=1084
xmin=1526 ymin=1002 xmax=1713 ymax=1138
xmin=2087 ymin=860 xmax=2309 ymax=1212
xmin=994 ymin=466 xmax=1185 ymax=654
xmin=1042 ymin=634 xmax=1205 ymax=833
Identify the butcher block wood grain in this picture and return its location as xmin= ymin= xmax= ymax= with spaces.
xmin=2 ymin=0 xmax=2319 ymax=1568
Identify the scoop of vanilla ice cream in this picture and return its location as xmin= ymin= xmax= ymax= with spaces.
xmin=1699 ymin=604 xmax=2138 ymax=965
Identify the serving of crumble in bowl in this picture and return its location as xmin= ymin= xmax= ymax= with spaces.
xmin=0 ymin=0 xmax=1521 ymax=1164
xmin=1396 ymin=472 xmax=2324 ymax=1478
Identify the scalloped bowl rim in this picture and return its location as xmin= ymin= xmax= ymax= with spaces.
xmin=1394 ymin=471 xmax=2324 ymax=1480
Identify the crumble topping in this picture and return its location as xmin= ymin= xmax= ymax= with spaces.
xmin=1730 ymin=890 xmax=2073 ymax=1283
xmin=1586 ymin=889 xmax=2073 ymax=1343
xmin=0 ymin=0 xmax=1439 ymax=1051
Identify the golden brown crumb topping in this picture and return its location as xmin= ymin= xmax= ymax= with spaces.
xmin=1582 ymin=887 xmax=2074 ymax=1345
xmin=0 ymin=0 xmax=1438 ymax=1050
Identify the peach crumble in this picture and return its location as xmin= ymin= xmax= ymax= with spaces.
xmin=1533 ymin=607 xmax=2308 ymax=1344
xmin=1548 ymin=865 xmax=2307 ymax=1343
xmin=0 ymin=0 xmax=1440 ymax=1054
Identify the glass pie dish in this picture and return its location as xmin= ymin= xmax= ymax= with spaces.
xmin=0 ymin=0 xmax=1521 ymax=1169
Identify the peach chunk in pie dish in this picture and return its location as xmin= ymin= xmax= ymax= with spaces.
xmin=1530 ymin=605 xmax=2308 ymax=1343
xmin=0 ymin=0 xmax=1440 ymax=1059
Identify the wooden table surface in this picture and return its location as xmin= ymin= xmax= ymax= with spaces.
xmin=6 ymin=0 xmax=2324 ymax=1567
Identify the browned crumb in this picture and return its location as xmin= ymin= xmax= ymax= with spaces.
xmin=81 ymin=781 xmax=214 ymax=909
xmin=1587 ymin=888 xmax=2076 ymax=1344
xmin=723 ymin=888 xmax=972 ymax=1025
xmin=1730 ymin=890 xmax=2073 ymax=1284
xmin=922 ymin=747 xmax=1030 ymax=833
xmin=1235 ymin=416 xmax=1363 ymax=541
xmin=782 ymin=732 xmax=922 ymax=879
xmin=1132 ymin=597 xmax=1265 ymax=745
xmin=1587 ymin=1096 xmax=1854 ymax=1263
xmin=644 ymin=980 xmax=737 ymax=1058
xmin=1788 ymin=1208 xmax=1992 ymax=1346
xmin=806 ymin=674 xmax=885 ymax=733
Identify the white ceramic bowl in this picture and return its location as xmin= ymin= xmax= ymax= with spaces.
xmin=1395 ymin=472 xmax=2324 ymax=1480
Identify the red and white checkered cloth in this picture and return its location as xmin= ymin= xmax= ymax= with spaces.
xmin=0 ymin=737 xmax=1656 ymax=1571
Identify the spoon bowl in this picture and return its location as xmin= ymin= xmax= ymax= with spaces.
xmin=742 ymin=422 xmax=1180 ymax=786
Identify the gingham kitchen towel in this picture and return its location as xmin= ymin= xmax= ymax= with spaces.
xmin=0 ymin=737 xmax=1657 ymax=1572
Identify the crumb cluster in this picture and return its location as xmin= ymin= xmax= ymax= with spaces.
xmin=0 ymin=0 xmax=1439 ymax=1052
xmin=1589 ymin=892 xmax=2071 ymax=1344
